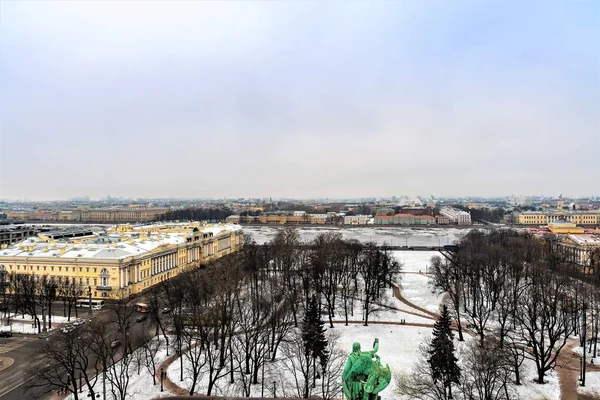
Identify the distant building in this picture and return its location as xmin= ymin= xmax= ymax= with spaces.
xmin=4 ymin=207 xmax=169 ymax=223
xmin=518 ymin=211 xmax=600 ymax=226
xmin=440 ymin=207 xmax=472 ymax=225
xmin=414 ymin=215 xmax=435 ymax=225
xmin=343 ymin=215 xmax=370 ymax=225
xmin=398 ymin=207 xmax=433 ymax=216
xmin=436 ymin=215 xmax=450 ymax=225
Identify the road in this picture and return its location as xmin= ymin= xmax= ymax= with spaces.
xmin=0 ymin=334 xmax=46 ymax=400
xmin=0 ymin=304 xmax=153 ymax=400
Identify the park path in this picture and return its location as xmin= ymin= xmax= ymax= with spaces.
xmin=392 ymin=283 xmax=438 ymax=319
xmin=156 ymin=349 xmax=190 ymax=396
xmin=555 ymin=338 xmax=600 ymax=400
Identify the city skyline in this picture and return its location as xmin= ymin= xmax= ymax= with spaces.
xmin=1 ymin=1 xmax=598 ymax=200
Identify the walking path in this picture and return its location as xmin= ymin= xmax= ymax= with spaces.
xmin=392 ymin=284 xmax=438 ymax=319
xmin=555 ymin=338 xmax=600 ymax=400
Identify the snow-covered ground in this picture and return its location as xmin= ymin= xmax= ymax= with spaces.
xmin=578 ymin=372 xmax=600 ymax=398
xmin=329 ymin=288 xmax=434 ymax=325
xmin=391 ymin=250 xmax=440 ymax=273
xmin=65 ymin=336 xmax=173 ymax=400
xmin=573 ymin=340 xmax=600 ymax=366
xmin=0 ymin=313 xmax=72 ymax=334
xmin=514 ymin=359 xmax=560 ymax=400
xmin=398 ymin=273 xmax=443 ymax=314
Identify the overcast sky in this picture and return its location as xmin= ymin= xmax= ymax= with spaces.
xmin=0 ymin=1 xmax=598 ymax=201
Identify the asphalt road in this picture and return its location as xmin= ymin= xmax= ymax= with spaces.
xmin=0 ymin=334 xmax=46 ymax=400
xmin=0 ymin=305 xmax=154 ymax=400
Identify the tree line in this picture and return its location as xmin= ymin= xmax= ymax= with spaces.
xmin=0 ymin=272 xmax=88 ymax=332
xmin=156 ymin=207 xmax=234 ymax=222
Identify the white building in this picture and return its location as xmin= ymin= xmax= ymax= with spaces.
xmin=440 ymin=207 xmax=472 ymax=225
xmin=343 ymin=215 xmax=370 ymax=225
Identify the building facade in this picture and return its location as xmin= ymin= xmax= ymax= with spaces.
xmin=518 ymin=211 xmax=600 ymax=226
xmin=0 ymin=223 xmax=242 ymax=299
xmin=343 ymin=215 xmax=370 ymax=225
xmin=440 ymin=207 xmax=472 ymax=225
xmin=5 ymin=207 xmax=169 ymax=223
xmin=560 ymin=234 xmax=600 ymax=271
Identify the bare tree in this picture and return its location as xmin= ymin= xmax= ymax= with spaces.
xmin=318 ymin=330 xmax=346 ymax=400
xmin=26 ymin=326 xmax=99 ymax=399
xmin=142 ymin=334 xmax=161 ymax=385
xmin=280 ymin=329 xmax=314 ymax=398
xmin=430 ymin=256 xmax=465 ymax=341
xmin=459 ymin=339 xmax=516 ymax=400
xmin=516 ymin=262 xmax=574 ymax=384
xmin=395 ymin=341 xmax=448 ymax=400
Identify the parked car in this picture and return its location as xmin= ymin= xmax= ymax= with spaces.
xmin=0 ymin=331 xmax=12 ymax=338
xmin=161 ymin=307 xmax=171 ymax=314
xmin=61 ymin=326 xmax=75 ymax=334
xmin=72 ymin=319 xmax=85 ymax=326
xmin=110 ymin=340 xmax=121 ymax=349
xmin=136 ymin=315 xmax=147 ymax=323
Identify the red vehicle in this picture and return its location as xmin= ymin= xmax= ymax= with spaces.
xmin=135 ymin=303 xmax=150 ymax=313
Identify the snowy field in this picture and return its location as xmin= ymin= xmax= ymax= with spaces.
xmin=242 ymin=226 xmax=468 ymax=246
xmin=578 ymin=372 xmax=600 ymax=398
xmin=400 ymin=274 xmax=443 ymax=314
xmin=391 ymin=250 xmax=440 ymax=273
xmin=329 ymin=288 xmax=434 ymax=325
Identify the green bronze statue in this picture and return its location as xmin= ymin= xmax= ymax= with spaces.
xmin=342 ymin=338 xmax=392 ymax=400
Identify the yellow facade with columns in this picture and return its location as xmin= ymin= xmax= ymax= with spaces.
xmin=519 ymin=211 xmax=600 ymax=226
xmin=0 ymin=223 xmax=242 ymax=299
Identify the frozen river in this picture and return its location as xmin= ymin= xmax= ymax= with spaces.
xmin=241 ymin=225 xmax=478 ymax=246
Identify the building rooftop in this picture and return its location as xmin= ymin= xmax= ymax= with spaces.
xmin=567 ymin=234 xmax=600 ymax=246
xmin=0 ymin=223 xmax=241 ymax=261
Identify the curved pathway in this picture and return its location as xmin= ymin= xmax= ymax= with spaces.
xmin=392 ymin=284 xmax=439 ymax=319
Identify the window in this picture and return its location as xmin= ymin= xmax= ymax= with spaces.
xmin=86 ymin=278 xmax=89 ymax=285
xmin=79 ymin=267 xmax=82 ymax=272
xmin=17 ymin=265 xmax=20 ymax=270
xmin=79 ymin=278 xmax=82 ymax=285
xmin=51 ymin=266 xmax=54 ymax=271
xmin=94 ymin=278 xmax=97 ymax=286
xmin=86 ymin=267 xmax=89 ymax=273
xmin=72 ymin=267 xmax=75 ymax=272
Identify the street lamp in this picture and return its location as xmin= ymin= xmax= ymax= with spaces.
xmin=87 ymin=286 xmax=92 ymax=318
xmin=160 ymin=367 xmax=166 ymax=392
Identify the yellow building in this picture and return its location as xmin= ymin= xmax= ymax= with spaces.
xmin=0 ymin=223 xmax=242 ymax=299
xmin=547 ymin=220 xmax=585 ymax=234
xmin=560 ymin=234 xmax=600 ymax=271
xmin=519 ymin=211 xmax=600 ymax=226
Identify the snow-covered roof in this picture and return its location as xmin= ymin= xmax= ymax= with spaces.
xmin=0 ymin=223 xmax=241 ymax=260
